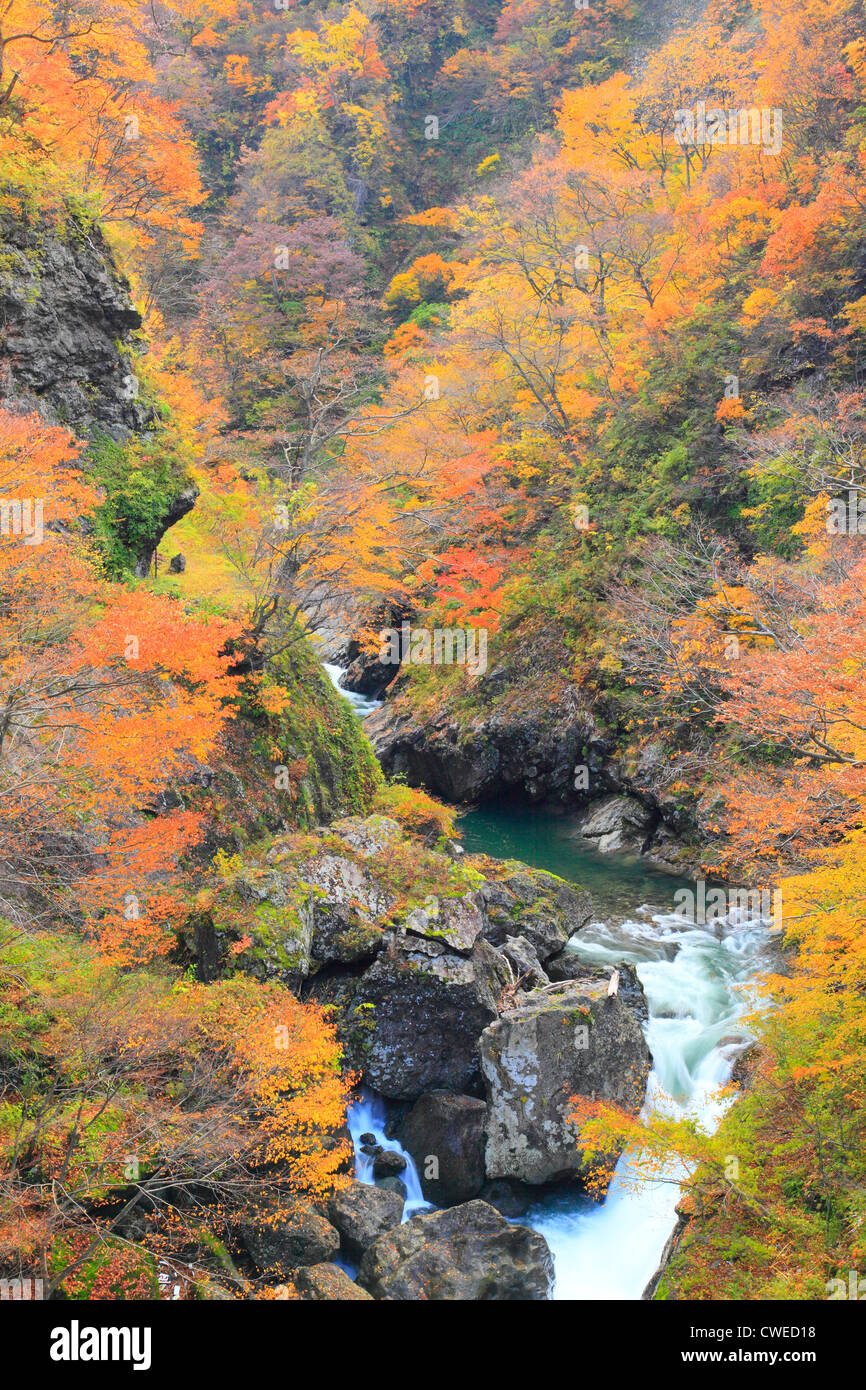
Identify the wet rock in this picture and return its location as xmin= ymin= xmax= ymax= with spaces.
xmin=358 ymin=1200 xmax=554 ymax=1300
xmin=372 ymin=1149 xmax=407 ymax=1178
xmin=478 ymin=1178 xmax=536 ymax=1218
xmin=327 ymin=1180 xmax=404 ymax=1256
xmin=573 ymin=795 xmax=655 ymax=855
xmin=377 ymin=1175 xmax=408 ymax=1201
xmin=341 ymin=611 xmax=408 ymax=699
xmin=347 ymin=937 xmax=509 ymax=1100
xmin=728 ymin=1040 xmax=759 ymax=1090
xmin=399 ymin=1091 xmax=487 ymax=1206
xmin=480 ymin=975 xmax=652 ymax=1186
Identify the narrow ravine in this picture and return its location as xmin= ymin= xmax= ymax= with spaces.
xmin=324 ymin=666 xmax=770 ymax=1300
xmin=461 ymin=808 xmax=770 ymax=1300
xmin=520 ymin=908 xmax=765 ymax=1299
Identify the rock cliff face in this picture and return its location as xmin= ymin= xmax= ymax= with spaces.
xmin=365 ymin=685 xmax=705 ymax=871
xmin=0 ymin=210 xmax=153 ymax=439
xmin=365 ymin=679 xmax=606 ymax=805
xmin=0 ymin=205 xmax=197 ymax=571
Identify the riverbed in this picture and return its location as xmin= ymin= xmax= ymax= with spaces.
xmin=329 ymin=665 xmax=771 ymax=1299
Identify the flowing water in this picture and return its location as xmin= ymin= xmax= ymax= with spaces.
xmin=325 ymin=664 xmax=428 ymax=1223
xmin=346 ymin=1090 xmax=429 ymax=1220
xmin=323 ymin=662 xmax=383 ymax=719
xmin=324 ymin=671 xmax=771 ymax=1299
xmin=461 ymin=802 xmax=771 ymax=1300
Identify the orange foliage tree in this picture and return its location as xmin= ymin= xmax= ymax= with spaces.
xmin=0 ymin=409 xmax=241 ymax=962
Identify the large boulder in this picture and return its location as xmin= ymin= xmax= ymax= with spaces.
xmin=237 ymin=1204 xmax=341 ymax=1277
xmin=345 ymin=936 xmax=509 ymax=1100
xmin=327 ymin=1180 xmax=404 ymax=1257
xmin=573 ymin=795 xmax=655 ymax=855
xmin=200 ymin=816 xmax=502 ymax=993
xmin=478 ymin=865 xmax=594 ymax=962
xmin=291 ymin=1263 xmax=373 ymax=1301
xmin=399 ymin=1091 xmax=487 ymax=1205
xmin=227 ymin=865 xmax=316 ymax=986
xmin=400 ymin=893 xmax=486 ymax=954
xmin=358 ymin=1200 xmax=554 ymax=1300
xmin=480 ymin=975 xmax=652 ymax=1186
xmin=545 ymin=957 xmax=649 ymax=1023
xmin=310 ymin=901 xmax=384 ymax=965
xmin=294 ymin=847 xmax=396 ymax=920
xmin=499 ymin=935 xmax=549 ymax=988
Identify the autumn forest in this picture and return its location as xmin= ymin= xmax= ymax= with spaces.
xmin=1 ymin=0 xmax=865 ymax=1332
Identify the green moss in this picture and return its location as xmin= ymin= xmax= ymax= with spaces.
xmin=87 ymin=433 xmax=192 ymax=577
xmin=256 ymin=638 xmax=382 ymax=827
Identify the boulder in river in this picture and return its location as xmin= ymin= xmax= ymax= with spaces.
xmin=545 ymin=957 xmax=649 ymax=1023
xmin=358 ymin=1199 xmax=554 ymax=1300
xmin=372 ymin=1149 xmax=407 ymax=1178
xmin=345 ymin=936 xmax=509 ymax=1100
xmin=480 ymin=974 xmax=652 ymax=1186
xmin=398 ymin=1091 xmax=487 ymax=1205
xmin=478 ymin=864 xmax=594 ymax=962
xmin=327 ymin=1179 xmax=404 ymax=1257
xmin=573 ymin=794 xmax=655 ymax=855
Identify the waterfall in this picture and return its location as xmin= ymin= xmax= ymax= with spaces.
xmin=346 ymin=1089 xmax=430 ymax=1220
xmin=523 ymin=908 xmax=768 ymax=1299
xmin=322 ymin=662 xmax=382 ymax=719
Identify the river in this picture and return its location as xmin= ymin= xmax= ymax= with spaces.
xmin=328 ymin=665 xmax=771 ymax=1299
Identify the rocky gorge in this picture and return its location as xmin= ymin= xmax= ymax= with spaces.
xmin=187 ymin=806 xmax=658 ymax=1298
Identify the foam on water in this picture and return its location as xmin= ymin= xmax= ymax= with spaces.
xmin=320 ymin=673 xmax=768 ymax=1299
xmin=525 ymin=910 xmax=768 ymax=1299
xmin=346 ymin=1089 xmax=429 ymax=1219
xmin=323 ymin=662 xmax=382 ymax=719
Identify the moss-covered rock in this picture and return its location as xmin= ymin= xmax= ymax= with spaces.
xmin=472 ymin=857 xmax=595 ymax=961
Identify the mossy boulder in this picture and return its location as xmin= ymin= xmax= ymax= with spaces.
xmin=190 ymin=813 xmax=491 ymax=990
xmin=475 ymin=859 xmax=595 ymax=961
xmin=480 ymin=974 xmax=652 ymax=1186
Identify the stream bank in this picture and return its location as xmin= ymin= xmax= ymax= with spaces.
xmin=323 ymin=665 xmax=772 ymax=1300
